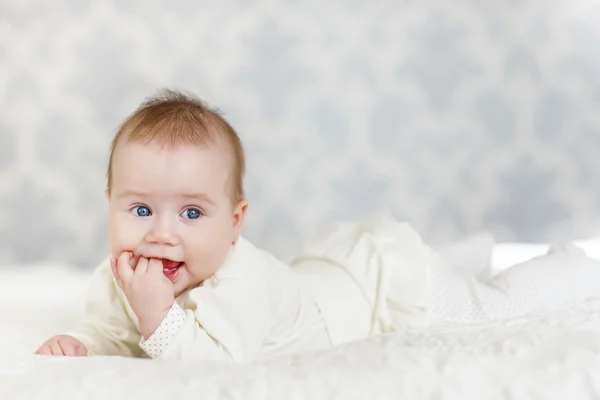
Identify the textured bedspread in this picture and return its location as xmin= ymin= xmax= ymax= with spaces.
xmin=2 ymin=298 xmax=600 ymax=399
xmin=2 ymin=240 xmax=600 ymax=400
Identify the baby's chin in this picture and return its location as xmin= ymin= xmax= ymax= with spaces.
xmin=172 ymin=277 xmax=191 ymax=297
xmin=171 ymin=271 xmax=204 ymax=298
xmin=171 ymin=261 xmax=220 ymax=297
xmin=173 ymin=282 xmax=191 ymax=298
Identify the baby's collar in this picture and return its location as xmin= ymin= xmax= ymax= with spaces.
xmin=212 ymin=238 xmax=243 ymax=279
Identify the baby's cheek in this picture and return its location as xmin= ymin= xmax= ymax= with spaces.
xmin=109 ymin=218 xmax=140 ymax=257
xmin=192 ymin=245 xmax=230 ymax=277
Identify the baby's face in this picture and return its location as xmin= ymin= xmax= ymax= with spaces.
xmin=107 ymin=140 xmax=246 ymax=297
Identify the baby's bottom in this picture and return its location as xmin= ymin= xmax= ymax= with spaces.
xmin=429 ymin=243 xmax=600 ymax=326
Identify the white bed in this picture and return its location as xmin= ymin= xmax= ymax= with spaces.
xmin=1 ymin=238 xmax=599 ymax=399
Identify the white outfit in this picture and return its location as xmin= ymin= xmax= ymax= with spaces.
xmin=291 ymin=213 xmax=600 ymax=346
xmin=69 ymin=213 xmax=600 ymax=360
xmin=68 ymin=237 xmax=331 ymax=363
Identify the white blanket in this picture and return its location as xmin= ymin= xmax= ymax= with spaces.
xmin=2 ymin=297 xmax=600 ymax=399
xmin=1 ymin=236 xmax=600 ymax=399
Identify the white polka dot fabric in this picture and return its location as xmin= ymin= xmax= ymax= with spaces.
xmin=139 ymin=303 xmax=187 ymax=358
xmin=429 ymin=242 xmax=600 ymax=327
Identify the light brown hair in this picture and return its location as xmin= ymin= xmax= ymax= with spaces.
xmin=107 ymin=89 xmax=245 ymax=202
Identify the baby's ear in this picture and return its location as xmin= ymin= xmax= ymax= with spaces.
xmin=104 ymin=189 xmax=110 ymax=200
xmin=232 ymin=198 xmax=248 ymax=242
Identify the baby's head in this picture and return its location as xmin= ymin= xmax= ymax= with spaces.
xmin=106 ymin=89 xmax=247 ymax=296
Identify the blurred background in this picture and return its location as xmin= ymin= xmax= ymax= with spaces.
xmin=0 ymin=0 xmax=599 ymax=268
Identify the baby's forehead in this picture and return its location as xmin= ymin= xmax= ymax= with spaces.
xmin=111 ymin=139 xmax=234 ymax=189
xmin=116 ymin=136 xmax=232 ymax=162
xmin=112 ymin=140 xmax=232 ymax=190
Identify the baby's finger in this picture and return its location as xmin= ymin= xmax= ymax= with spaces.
xmin=117 ymin=252 xmax=134 ymax=282
xmin=147 ymin=258 xmax=163 ymax=276
xmin=59 ymin=340 xmax=77 ymax=357
xmin=135 ymin=257 xmax=149 ymax=275
xmin=110 ymin=257 xmax=119 ymax=279
xmin=129 ymin=253 xmax=140 ymax=270
xmin=36 ymin=344 xmax=51 ymax=355
xmin=50 ymin=340 xmax=64 ymax=356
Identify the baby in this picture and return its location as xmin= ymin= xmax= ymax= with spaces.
xmin=35 ymin=90 xmax=331 ymax=362
xmin=35 ymin=89 xmax=600 ymax=362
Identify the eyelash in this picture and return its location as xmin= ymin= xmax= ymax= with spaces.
xmin=129 ymin=206 xmax=205 ymax=220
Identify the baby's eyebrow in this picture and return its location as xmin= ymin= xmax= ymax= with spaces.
xmin=114 ymin=190 xmax=216 ymax=206
xmin=116 ymin=190 xmax=147 ymax=199
xmin=179 ymin=193 xmax=216 ymax=205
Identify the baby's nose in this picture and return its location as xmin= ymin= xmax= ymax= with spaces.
xmin=146 ymin=219 xmax=179 ymax=246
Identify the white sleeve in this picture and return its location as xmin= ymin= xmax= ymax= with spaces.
xmin=139 ymin=303 xmax=187 ymax=358
xmin=66 ymin=259 xmax=142 ymax=357
xmin=140 ymin=277 xmax=273 ymax=363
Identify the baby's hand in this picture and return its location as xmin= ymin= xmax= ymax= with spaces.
xmin=111 ymin=252 xmax=175 ymax=339
xmin=35 ymin=335 xmax=87 ymax=356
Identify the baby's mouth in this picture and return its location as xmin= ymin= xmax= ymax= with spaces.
xmin=161 ymin=259 xmax=184 ymax=281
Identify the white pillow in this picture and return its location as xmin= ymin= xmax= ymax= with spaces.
xmin=491 ymin=237 xmax=600 ymax=278
xmin=575 ymin=237 xmax=600 ymax=260
xmin=435 ymin=234 xmax=600 ymax=282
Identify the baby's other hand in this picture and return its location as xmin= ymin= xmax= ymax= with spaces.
xmin=35 ymin=335 xmax=87 ymax=357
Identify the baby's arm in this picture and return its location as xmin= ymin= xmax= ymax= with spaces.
xmin=105 ymin=252 xmax=270 ymax=363
xmin=138 ymin=281 xmax=272 ymax=363
xmin=48 ymin=259 xmax=142 ymax=357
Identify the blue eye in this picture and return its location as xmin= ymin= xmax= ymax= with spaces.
xmin=132 ymin=206 xmax=152 ymax=217
xmin=182 ymin=208 xmax=202 ymax=220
